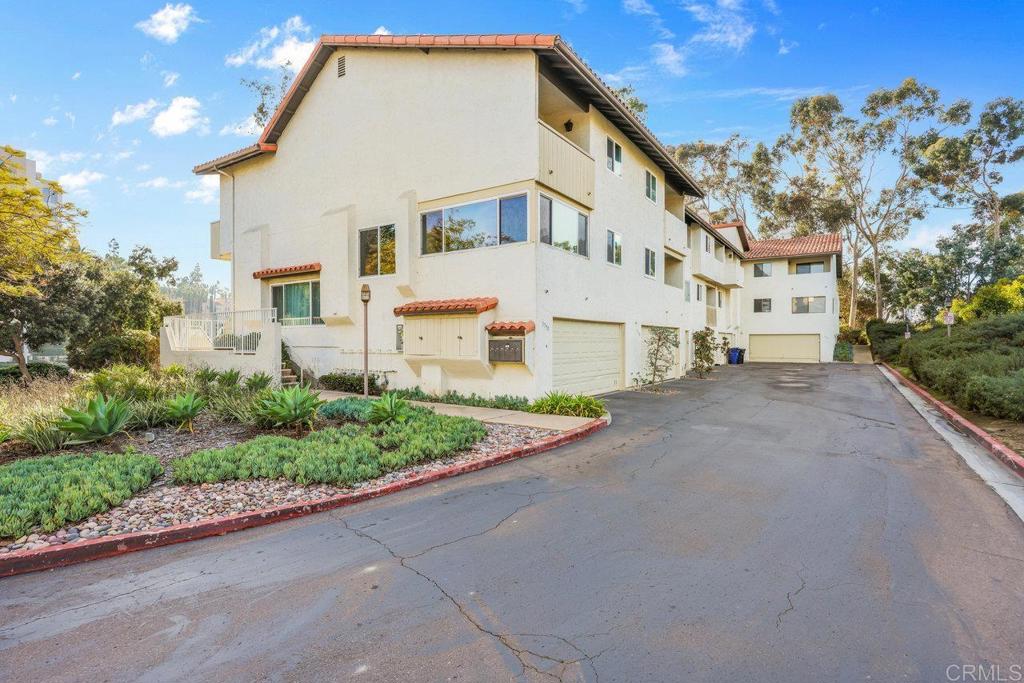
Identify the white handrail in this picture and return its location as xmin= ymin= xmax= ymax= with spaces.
xmin=164 ymin=308 xmax=278 ymax=354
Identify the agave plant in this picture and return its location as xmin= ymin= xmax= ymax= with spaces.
xmin=57 ymin=395 xmax=133 ymax=445
xmin=244 ymin=371 xmax=274 ymax=392
xmin=369 ymin=393 xmax=413 ymax=425
xmin=255 ymin=386 xmax=325 ymax=435
xmin=165 ymin=392 xmax=208 ymax=432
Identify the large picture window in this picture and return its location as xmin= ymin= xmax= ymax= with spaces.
xmin=271 ymin=280 xmax=323 ymax=326
xmin=795 ymin=261 xmax=825 ymax=274
xmin=359 ymin=224 xmax=396 ymax=277
xmin=539 ymin=194 xmax=589 ymax=256
xmin=792 ymin=296 xmax=826 ymax=314
xmin=420 ymin=194 xmax=527 ymax=255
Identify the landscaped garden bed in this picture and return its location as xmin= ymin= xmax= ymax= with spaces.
xmin=0 ymin=365 xmax=572 ymax=557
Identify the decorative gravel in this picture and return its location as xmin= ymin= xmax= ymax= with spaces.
xmin=0 ymin=423 xmax=557 ymax=555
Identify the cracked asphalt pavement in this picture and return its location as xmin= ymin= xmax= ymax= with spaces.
xmin=2 ymin=364 xmax=1023 ymax=681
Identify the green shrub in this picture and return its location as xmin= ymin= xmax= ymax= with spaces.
xmin=244 ymin=371 xmax=274 ymax=392
xmin=127 ymin=399 xmax=173 ymax=430
xmin=193 ymin=367 xmax=219 ymax=389
xmin=833 ymin=341 xmax=854 ymax=362
xmin=0 ymin=424 xmax=9 ymax=444
xmin=529 ymin=392 xmax=605 ymax=418
xmin=70 ymin=330 xmax=159 ymax=371
xmin=161 ymin=363 xmax=188 ymax=379
xmin=165 ymin=392 xmax=207 ymax=432
xmin=172 ymin=411 xmax=486 ymax=487
xmin=838 ymin=326 xmax=866 ymax=345
xmin=84 ymin=364 xmax=159 ymax=402
xmin=318 ymin=371 xmax=388 ymax=395
xmin=216 ymin=369 xmax=241 ymax=388
xmin=319 ymin=398 xmax=374 ymax=423
xmin=207 ymin=387 xmax=265 ymax=424
xmin=962 ymin=372 xmax=1024 ymax=421
xmin=390 ymin=386 xmax=530 ymax=411
xmin=0 ymin=362 xmax=71 ymax=384
xmin=369 ymin=393 xmax=413 ymax=424
xmin=0 ymin=452 xmax=162 ymax=538
xmin=57 ymin=395 xmax=133 ymax=445
xmin=865 ymin=319 xmax=907 ymax=362
xmin=13 ymin=411 xmax=69 ymax=453
xmin=254 ymin=386 xmax=325 ymax=434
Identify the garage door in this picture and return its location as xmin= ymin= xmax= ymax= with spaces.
xmin=552 ymin=319 xmax=624 ymax=395
xmin=748 ymin=334 xmax=820 ymax=363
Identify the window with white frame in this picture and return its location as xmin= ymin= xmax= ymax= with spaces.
xmin=792 ymin=296 xmax=826 ymax=314
xmin=271 ymin=280 xmax=323 ymax=326
xmin=644 ymin=248 xmax=656 ymax=277
xmin=645 ymin=170 xmax=657 ymax=202
xmin=420 ymin=194 xmax=527 ymax=255
xmin=704 ymin=233 xmax=713 ymax=254
xmin=795 ymin=261 xmax=826 ymax=274
xmin=539 ymin=194 xmax=589 ymax=256
xmin=753 ymin=262 xmax=772 ymax=277
xmin=754 ymin=298 xmax=771 ymax=313
xmin=696 ymin=282 xmax=704 ymax=302
xmin=358 ymin=224 xmax=396 ymax=277
xmin=684 ymin=280 xmax=691 ymax=302
xmin=606 ymin=138 xmax=622 ymax=175
xmin=606 ymin=230 xmax=622 ymax=265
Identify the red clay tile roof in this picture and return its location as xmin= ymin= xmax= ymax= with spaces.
xmin=744 ymin=234 xmax=842 ymax=260
xmin=394 ymin=297 xmax=499 ymax=316
xmin=252 ymin=262 xmax=321 ymax=279
xmin=485 ymin=320 xmax=535 ymax=335
xmin=193 ymin=34 xmax=702 ymax=196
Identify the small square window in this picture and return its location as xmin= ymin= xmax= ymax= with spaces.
xmin=753 ymin=262 xmax=772 ymax=277
xmin=754 ymin=298 xmax=772 ymax=313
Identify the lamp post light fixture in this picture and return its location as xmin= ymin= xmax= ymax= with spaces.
xmin=360 ymin=284 xmax=371 ymax=397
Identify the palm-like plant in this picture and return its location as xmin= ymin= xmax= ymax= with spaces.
xmin=165 ymin=392 xmax=208 ymax=432
xmin=57 ymin=395 xmax=133 ymax=444
xmin=255 ymin=386 xmax=325 ymax=435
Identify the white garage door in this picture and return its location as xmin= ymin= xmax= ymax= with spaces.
xmin=552 ymin=319 xmax=624 ymax=395
xmin=748 ymin=334 xmax=820 ymax=363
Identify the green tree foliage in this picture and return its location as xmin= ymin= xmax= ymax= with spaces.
xmin=692 ymin=327 xmax=717 ymax=377
xmin=612 ymin=85 xmax=648 ymax=122
xmin=673 ymin=134 xmax=753 ymax=223
xmin=241 ymin=63 xmax=293 ymax=129
xmin=949 ymin=275 xmax=1024 ymax=322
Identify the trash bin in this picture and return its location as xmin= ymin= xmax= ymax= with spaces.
xmin=737 ymin=348 xmax=746 ymax=364
xmin=727 ymin=347 xmax=741 ymax=364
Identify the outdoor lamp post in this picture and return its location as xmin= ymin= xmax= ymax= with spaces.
xmin=360 ymin=284 xmax=371 ymax=397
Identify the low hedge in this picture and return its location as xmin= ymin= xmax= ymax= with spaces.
xmin=70 ymin=330 xmax=159 ymax=370
xmin=390 ymin=386 xmax=530 ymax=412
xmin=319 ymin=371 xmax=388 ymax=395
xmin=833 ymin=341 xmax=853 ymax=362
xmin=172 ymin=411 xmax=486 ymax=486
xmin=0 ymin=362 xmax=71 ymax=383
xmin=865 ymin=319 xmax=906 ymax=362
xmin=0 ymin=452 xmax=163 ymax=538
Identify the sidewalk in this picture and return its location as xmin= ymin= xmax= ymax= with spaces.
xmin=853 ymin=345 xmax=873 ymax=364
xmin=318 ymin=391 xmax=599 ymax=432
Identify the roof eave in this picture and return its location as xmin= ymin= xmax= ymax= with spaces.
xmin=193 ymin=143 xmax=277 ymax=175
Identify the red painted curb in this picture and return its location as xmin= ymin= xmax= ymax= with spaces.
xmin=0 ymin=417 xmax=608 ymax=578
xmin=881 ymin=362 xmax=1024 ymax=479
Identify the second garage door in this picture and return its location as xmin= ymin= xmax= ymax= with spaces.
xmin=748 ymin=334 xmax=820 ymax=363
xmin=552 ymin=319 xmax=624 ymax=395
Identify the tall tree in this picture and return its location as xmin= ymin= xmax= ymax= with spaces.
xmin=913 ymin=97 xmax=1024 ymax=240
xmin=242 ymin=63 xmax=293 ymax=129
xmin=612 ymin=85 xmax=648 ymax=122
xmin=673 ymin=134 xmax=752 ymax=223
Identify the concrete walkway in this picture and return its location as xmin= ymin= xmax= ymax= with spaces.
xmin=318 ymin=390 xmax=595 ymax=431
xmin=853 ymin=344 xmax=874 ymax=364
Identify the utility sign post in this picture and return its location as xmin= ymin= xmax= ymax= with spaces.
xmin=944 ymin=310 xmax=955 ymax=337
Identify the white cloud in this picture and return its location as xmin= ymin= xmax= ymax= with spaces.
xmin=71 ymin=71 xmax=81 ymax=80
xmin=623 ymin=0 xmax=674 ymax=38
xmin=151 ymin=96 xmax=208 ymax=137
xmin=676 ymin=85 xmax=831 ymax=101
xmin=603 ymin=64 xmax=650 ymax=87
xmin=135 ymin=3 xmax=200 ymax=44
xmin=136 ymin=163 xmax=152 ymax=172
xmin=64 ymin=112 xmax=76 ymax=128
xmin=42 ymin=116 xmax=58 ymax=127
xmin=162 ymin=71 xmax=180 ymax=87
xmin=219 ymin=115 xmax=261 ymax=137
xmin=684 ymin=0 xmax=756 ymax=51
xmin=185 ymin=174 xmax=219 ymax=204
xmin=652 ymin=43 xmax=687 ymax=76
xmin=373 ymin=26 xmax=392 ymax=35
xmin=9 ymin=94 xmax=16 ymax=103
xmin=762 ymin=0 xmax=780 ymax=15
xmin=562 ymin=0 xmax=587 ymax=13
xmin=226 ymin=15 xmax=315 ymax=73
xmin=138 ymin=176 xmax=185 ymax=189
xmin=57 ymin=169 xmax=105 ymax=191
xmin=778 ymin=38 xmax=798 ymax=55
xmin=25 ymin=150 xmax=85 ymax=174
xmin=111 ymin=99 xmax=159 ymax=127
xmin=111 ymin=150 xmax=135 ymax=162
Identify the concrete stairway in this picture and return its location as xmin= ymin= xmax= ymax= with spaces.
xmin=280 ymin=362 xmax=298 ymax=387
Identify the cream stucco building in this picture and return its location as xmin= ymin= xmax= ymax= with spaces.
xmin=164 ymin=33 xmax=841 ymax=398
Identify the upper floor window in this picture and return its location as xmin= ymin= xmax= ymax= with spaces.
xmin=271 ymin=280 xmax=323 ymax=326
xmin=753 ymin=262 xmax=772 ymax=278
xmin=606 ymin=230 xmax=622 ymax=265
xmin=704 ymin=233 xmax=713 ymax=254
xmin=606 ymin=138 xmax=622 ymax=175
xmin=754 ymin=298 xmax=771 ymax=313
xmin=792 ymin=296 xmax=826 ymax=314
xmin=795 ymin=261 xmax=825 ymax=274
xmin=420 ymin=194 xmax=527 ymax=255
xmin=540 ymin=194 xmax=589 ymax=256
xmin=645 ymin=171 xmax=657 ymax=202
xmin=717 ymin=290 xmax=723 ymax=308
xmin=696 ymin=282 xmax=704 ymax=302
xmin=644 ymin=248 xmax=656 ymax=277
xmin=684 ymin=280 xmax=691 ymax=302
xmin=359 ymin=224 xmax=396 ymax=277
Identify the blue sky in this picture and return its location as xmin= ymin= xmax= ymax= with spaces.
xmin=3 ymin=1 xmax=1022 ymax=286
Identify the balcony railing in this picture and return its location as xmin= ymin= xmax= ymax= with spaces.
xmin=164 ymin=308 xmax=277 ymax=354
xmin=538 ymin=120 xmax=595 ymax=208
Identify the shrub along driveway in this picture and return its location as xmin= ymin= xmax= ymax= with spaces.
xmin=2 ymin=364 xmax=1023 ymax=681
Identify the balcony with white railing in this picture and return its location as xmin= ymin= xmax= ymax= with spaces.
xmin=161 ymin=308 xmax=282 ymax=377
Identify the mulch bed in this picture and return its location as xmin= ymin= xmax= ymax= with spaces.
xmin=0 ymin=421 xmax=556 ymax=555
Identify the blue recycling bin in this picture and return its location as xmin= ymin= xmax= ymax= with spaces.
xmin=727 ymin=347 xmax=741 ymax=364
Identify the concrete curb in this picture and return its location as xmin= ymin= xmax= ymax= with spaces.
xmin=0 ymin=416 xmax=609 ymax=578
xmin=881 ymin=362 xmax=1024 ymax=479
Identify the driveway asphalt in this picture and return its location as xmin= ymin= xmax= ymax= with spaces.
xmin=2 ymin=364 xmax=1023 ymax=682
